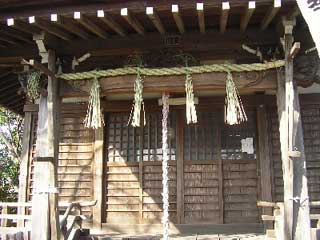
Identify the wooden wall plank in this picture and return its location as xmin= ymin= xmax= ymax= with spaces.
xmin=176 ymin=111 xmax=184 ymax=223
xmin=257 ymin=105 xmax=272 ymax=217
xmin=17 ymin=111 xmax=32 ymax=227
xmin=93 ymin=127 xmax=104 ymax=230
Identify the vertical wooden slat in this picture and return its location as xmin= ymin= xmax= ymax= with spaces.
xmin=93 ymin=127 xmax=104 ymax=230
xmin=139 ymin=119 xmax=144 ymax=223
xmin=195 ymin=125 xmax=199 ymax=161
xmin=147 ymin=114 xmax=151 ymax=161
xmin=217 ymin=127 xmax=224 ymax=224
xmin=120 ymin=114 xmax=123 ymax=156
xmin=17 ymin=111 xmax=32 ymax=227
xmin=176 ymin=111 xmax=184 ymax=223
xmin=126 ymin=116 xmax=130 ymax=161
xmin=154 ymin=114 xmax=158 ymax=160
xmin=188 ymin=126 xmax=191 ymax=161
xmin=113 ymin=116 xmax=116 ymax=162
xmin=257 ymin=105 xmax=273 ymax=218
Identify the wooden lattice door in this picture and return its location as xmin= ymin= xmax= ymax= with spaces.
xmin=183 ymin=110 xmax=259 ymax=224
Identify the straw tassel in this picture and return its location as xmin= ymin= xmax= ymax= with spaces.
xmin=128 ymin=70 xmax=146 ymax=127
xmin=225 ymin=71 xmax=247 ymax=125
xmin=84 ymin=77 xmax=104 ymax=129
xmin=185 ymin=72 xmax=198 ymax=124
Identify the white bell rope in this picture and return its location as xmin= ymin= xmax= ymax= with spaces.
xmin=161 ymin=92 xmax=170 ymax=240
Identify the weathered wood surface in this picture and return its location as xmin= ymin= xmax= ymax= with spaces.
xmin=93 ymin=127 xmax=104 ymax=230
xmin=257 ymin=105 xmax=273 ymax=219
xmin=275 ymin=19 xmax=311 ymax=240
xmin=17 ymin=112 xmax=32 ymax=227
xmin=31 ymin=49 xmax=60 ymax=240
xmin=61 ymin=70 xmax=278 ymax=97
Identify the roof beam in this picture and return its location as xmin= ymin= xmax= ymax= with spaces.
xmin=197 ymin=3 xmax=205 ymax=34
xmin=32 ymin=18 xmax=74 ymax=41
xmin=0 ymin=26 xmax=33 ymax=44
xmin=121 ymin=8 xmax=145 ymax=35
xmin=97 ymin=10 xmax=126 ymax=37
xmin=240 ymin=1 xmax=256 ymax=32
xmin=146 ymin=7 xmax=165 ymax=35
xmin=261 ymin=0 xmax=281 ymax=30
xmin=0 ymin=34 xmax=21 ymax=45
xmin=53 ymin=16 xmax=90 ymax=40
xmin=76 ymin=14 xmax=109 ymax=39
xmin=12 ymin=20 xmax=41 ymax=35
xmin=220 ymin=2 xmax=230 ymax=34
xmin=172 ymin=4 xmax=185 ymax=34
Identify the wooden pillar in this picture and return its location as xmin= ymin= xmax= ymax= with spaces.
xmin=277 ymin=18 xmax=311 ymax=240
xmin=257 ymin=105 xmax=273 ymax=202
xmin=17 ymin=111 xmax=32 ymax=227
xmin=257 ymin=105 xmax=273 ymax=217
xmin=93 ymin=127 xmax=104 ymax=230
xmin=176 ymin=111 xmax=184 ymax=224
xmin=31 ymin=49 xmax=60 ymax=240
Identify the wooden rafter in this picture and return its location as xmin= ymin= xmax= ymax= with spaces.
xmin=54 ymin=16 xmax=90 ymax=40
xmin=240 ymin=1 xmax=256 ymax=32
xmin=261 ymin=0 xmax=282 ymax=30
xmin=0 ymin=42 xmax=8 ymax=48
xmin=220 ymin=1 xmax=230 ymax=34
xmin=76 ymin=15 xmax=108 ymax=39
xmin=146 ymin=7 xmax=165 ymax=35
xmin=33 ymin=18 xmax=73 ymax=41
xmin=197 ymin=3 xmax=205 ymax=34
xmin=172 ymin=4 xmax=185 ymax=34
xmin=98 ymin=11 xmax=126 ymax=37
xmin=121 ymin=8 xmax=145 ymax=35
xmin=12 ymin=20 xmax=41 ymax=35
xmin=0 ymin=26 xmax=33 ymax=44
xmin=0 ymin=34 xmax=21 ymax=45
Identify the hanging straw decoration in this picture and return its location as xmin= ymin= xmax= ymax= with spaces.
xmin=26 ymin=71 xmax=41 ymax=100
xmin=84 ymin=77 xmax=104 ymax=129
xmin=224 ymin=71 xmax=247 ymax=125
xmin=185 ymin=72 xmax=198 ymax=124
xmin=128 ymin=70 xmax=146 ymax=127
xmin=161 ymin=92 xmax=170 ymax=240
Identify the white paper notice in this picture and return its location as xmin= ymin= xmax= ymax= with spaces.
xmin=241 ymin=137 xmax=254 ymax=154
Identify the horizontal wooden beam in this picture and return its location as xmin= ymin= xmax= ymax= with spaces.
xmin=121 ymin=8 xmax=145 ymax=35
xmin=146 ymin=7 xmax=165 ymax=35
xmin=61 ymin=69 xmax=278 ymax=97
xmin=0 ymin=0 xmax=297 ymax=21
xmin=172 ymin=4 xmax=185 ymax=34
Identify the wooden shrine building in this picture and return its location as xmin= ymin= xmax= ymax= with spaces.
xmin=0 ymin=0 xmax=319 ymax=239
